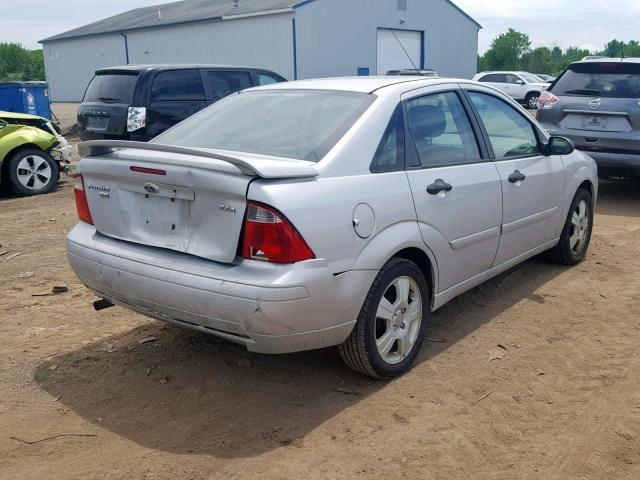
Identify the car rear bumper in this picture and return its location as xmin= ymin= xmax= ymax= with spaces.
xmin=539 ymin=123 xmax=640 ymax=176
xmin=67 ymin=222 xmax=374 ymax=354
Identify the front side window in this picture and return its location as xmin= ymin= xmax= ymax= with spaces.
xmin=153 ymin=89 xmax=374 ymax=162
xmin=405 ymin=91 xmax=481 ymax=168
xmin=257 ymin=72 xmax=283 ymax=86
xmin=480 ymin=74 xmax=505 ymax=83
xmin=150 ymin=70 xmax=204 ymax=101
xmin=505 ymin=74 xmax=522 ymax=84
xmin=468 ymin=91 xmax=540 ymax=159
xmin=202 ymin=70 xmax=253 ymax=101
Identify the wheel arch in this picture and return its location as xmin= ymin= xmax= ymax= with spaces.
xmin=391 ymin=247 xmax=437 ymax=305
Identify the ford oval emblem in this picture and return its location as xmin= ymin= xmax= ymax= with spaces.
xmin=144 ymin=183 xmax=160 ymax=194
xmin=589 ymin=98 xmax=601 ymax=110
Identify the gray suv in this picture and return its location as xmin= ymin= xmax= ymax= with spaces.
xmin=537 ymin=58 xmax=640 ymax=177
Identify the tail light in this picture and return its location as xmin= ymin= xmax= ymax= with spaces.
xmin=242 ymin=201 xmax=315 ymax=264
xmin=127 ymin=107 xmax=146 ymax=132
xmin=538 ymin=91 xmax=559 ymax=109
xmin=74 ymin=175 xmax=93 ymax=225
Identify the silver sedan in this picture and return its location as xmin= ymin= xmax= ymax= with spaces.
xmin=68 ymin=77 xmax=598 ymax=378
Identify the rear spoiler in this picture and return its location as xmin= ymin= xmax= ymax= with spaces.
xmin=77 ymin=140 xmax=319 ymax=179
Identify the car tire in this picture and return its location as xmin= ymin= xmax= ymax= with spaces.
xmin=547 ymin=188 xmax=594 ymax=265
xmin=525 ymin=92 xmax=540 ymax=109
xmin=6 ymin=148 xmax=59 ymax=197
xmin=339 ymin=258 xmax=429 ymax=379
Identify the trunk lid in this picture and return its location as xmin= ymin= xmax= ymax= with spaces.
xmin=77 ymin=141 xmax=317 ymax=263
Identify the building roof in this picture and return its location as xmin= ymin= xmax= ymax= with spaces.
xmin=40 ymin=0 xmax=480 ymax=44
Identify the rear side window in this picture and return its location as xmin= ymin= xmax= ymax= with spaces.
xmin=83 ymin=73 xmax=138 ymax=103
xmin=406 ymin=91 xmax=480 ymax=168
xmin=468 ymin=92 xmax=540 ymax=159
xmin=202 ymin=70 xmax=253 ymax=101
xmin=371 ymin=104 xmax=405 ymax=173
xmin=150 ymin=70 xmax=205 ymax=101
xmin=551 ymin=62 xmax=640 ymax=98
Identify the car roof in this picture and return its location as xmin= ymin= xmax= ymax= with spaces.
xmin=247 ymin=76 xmax=458 ymax=94
xmin=95 ymin=64 xmax=267 ymax=74
xmin=574 ymin=57 xmax=640 ymax=64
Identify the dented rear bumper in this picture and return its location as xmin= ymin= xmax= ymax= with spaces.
xmin=67 ymin=222 xmax=373 ymax=354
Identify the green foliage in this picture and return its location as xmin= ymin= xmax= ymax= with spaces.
xmin=478 ymin=29 xmax=640 ymax=76
xmin=0 ymin=43 xmax=45 ymax=82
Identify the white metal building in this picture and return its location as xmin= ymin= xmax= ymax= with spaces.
xmin=40 ymin=0 xmax=481 ymax=102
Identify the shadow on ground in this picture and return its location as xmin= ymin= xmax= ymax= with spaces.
xmin=596 ymin=177 xmax=640 ymax=218
xmin=35 ymin=255 xmax=566 ymax=459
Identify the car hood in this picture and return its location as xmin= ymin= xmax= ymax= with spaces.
xmin=0 ymin=111 xmax=50 ymax=123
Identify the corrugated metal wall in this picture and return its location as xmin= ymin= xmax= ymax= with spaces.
xmin=43 ymin=13 xmax=293 ymax=102
xmin=294 ymin=0 xmax=478 ymax=80
xmin=42 ymin=1 xmax=478 ymax=102
xmin=43 ymin=34 xmax=126 ymax=102
xmin=126 ymin=14 xmax=293 ymax=78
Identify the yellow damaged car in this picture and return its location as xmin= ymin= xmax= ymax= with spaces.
xmin=0 ymin=111 xmax=71 ymax=196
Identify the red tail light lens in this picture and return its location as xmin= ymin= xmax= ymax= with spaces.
xmin=538 ymin=91 xmax=559 ymax=109
xmin=74 ymin=175 xmax=93 ymax=225
xmin=242 ymin=201 xmax=315 ymax=264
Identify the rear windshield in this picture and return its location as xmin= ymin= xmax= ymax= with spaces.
xmin=153 ymin=89 xmax=375 ymax=162
xmin=551 ymin=62 xmax=640 ymax=98
xmin=83 ymin=73 xmax=139 ymax=103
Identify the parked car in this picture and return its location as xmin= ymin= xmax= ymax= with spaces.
xmin=537 ymin=58 xmax=640 ymax=177
xmin=536 ymin=74 xmax=556 ymax=82
xmin=77 ymin=64 xmax=286 ymax=142
xmin=387 ymin=69 xmax=440 ymax=78
xmin=68 ymin=77 xmax=597 ymax=378
xmin=472 ymin=71 xmax=551 ymax=109
xmin=0 ymin=111 xmax=71 ymax=196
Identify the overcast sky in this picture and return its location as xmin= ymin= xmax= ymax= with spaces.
xmin=4 ymin=0 xmax=640 ymax=53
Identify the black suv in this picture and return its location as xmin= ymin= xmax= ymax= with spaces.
xmin=77 ymin=64 xmax=286 ymax=141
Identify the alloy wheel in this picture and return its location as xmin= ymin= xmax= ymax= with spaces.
xmin=16 ymin=155 xmax=52 ymax=191
xmin=569 ymin=200 xmax=590 ymax=255
xmin=375 ymin=276 xmax=422 ymax=365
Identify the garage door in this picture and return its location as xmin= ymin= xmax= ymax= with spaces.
xmin=377 ymin=29 xmax=422 ymax=75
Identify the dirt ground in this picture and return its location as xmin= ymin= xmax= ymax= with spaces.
xmin=1 ymin=124 xmax=640 ymax=479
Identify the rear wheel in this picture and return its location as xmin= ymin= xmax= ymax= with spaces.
xmin=339 ymin=258 xmax=429 ymax=379
xmin=6 ymin=148 xmax=58 ymax=196
xmin=525 ymin=92 xmax=540 ymax=109
xmin=547 ymin=188 xmax=594 ymax=265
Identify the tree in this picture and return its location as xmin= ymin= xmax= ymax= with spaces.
xmin=0 ymin=42 xmax=45 ymax=81
xmin=480 ymin=28 xmax=531 ymax=71
xmin=521 ymin=47 xmax=553 ymax=74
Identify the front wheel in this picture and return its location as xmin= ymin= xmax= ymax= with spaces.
xmin=339 ymin=258 xmax=429 ymax=379
xmin=6 ymin=148 xmax=59 ymax=196
xmin=547 ymin=188 xmax=594 ymax=265
xmin=526 ymin=92 xmax=540 ymax=109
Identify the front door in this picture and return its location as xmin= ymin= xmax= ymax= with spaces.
xmin=402 ymin=87 xmax=503 ymax=292
xmin=466 ymin=89 xmax=565 ymax=266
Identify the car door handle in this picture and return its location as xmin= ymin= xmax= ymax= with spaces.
xmin=426 ymin=179 xmax=453 ymax=195
xmin=508 ymin=170 xmax=526 ymax=183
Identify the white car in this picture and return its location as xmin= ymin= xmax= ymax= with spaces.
xmin=472 ymin=71 xmax=551 ymax=109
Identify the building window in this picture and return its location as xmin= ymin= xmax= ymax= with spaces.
xmin=397 ymin=0 xmax=408 ymax=11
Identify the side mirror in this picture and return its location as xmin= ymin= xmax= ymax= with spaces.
xmin=545 ymin=136 xmax=575 ymax=155
xmin=0 ymin=120 xmax=6 ymax=130
xmin=516 ymin=79 xmax=525 ymax=85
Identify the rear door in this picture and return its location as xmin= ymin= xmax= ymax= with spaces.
xmin=200 ymin=69 xmax=254 ymax=106
xmin=465 ymin=88 xmax=565 ymax=266
xmin=77 ymin=70 xmax=139 ymax=139
xmin=402 ymin=85 xmax=503 ymax=292
xmin=145 ymin=69 xmax=206 ymax=138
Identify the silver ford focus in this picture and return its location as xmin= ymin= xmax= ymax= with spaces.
xmin=68 ymin=77 xmax=598 ymax=378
